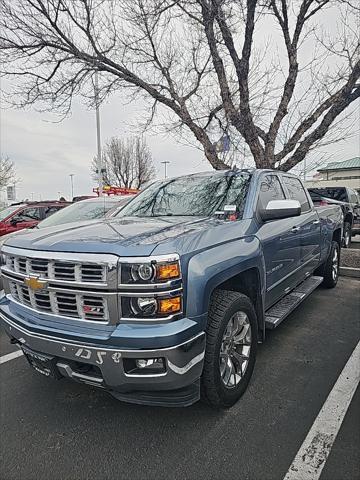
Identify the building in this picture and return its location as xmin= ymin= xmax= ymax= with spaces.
xmin=306 ymin=157 xmax=360 ymax=191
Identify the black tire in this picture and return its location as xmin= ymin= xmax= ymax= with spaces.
xmin=342 ymin=222 xmax=351 ymax=248
xmin=201 ymin=290 xmax=258 ymax=408
xmin=322 ymin=241 xmax=340 ymax=288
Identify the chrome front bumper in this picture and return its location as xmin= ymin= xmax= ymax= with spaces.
xmin=0 ymin=313 xmax=205 ymax=407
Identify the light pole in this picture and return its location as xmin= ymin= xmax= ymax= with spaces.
xmin=69 ymin=174 xmax=75 ymax=200
xmin=161 ymin=160 xmax=170 ymax=178
xmin=95 ymin=72 xmax=103 ymax=196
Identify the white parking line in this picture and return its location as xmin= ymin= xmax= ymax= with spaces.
xmin=284 ymin=340 xmax=360 ymax=480
xmin=0 ymin=349 xmax=23 ymax=365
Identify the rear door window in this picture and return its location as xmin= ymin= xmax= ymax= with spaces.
xmin=43 ymin=205 xmax=64 ymax=218
xmin=282 ymin=176 xmax=310 ymax=213
xmin=258 ymin=175 xmax=285 ymax=210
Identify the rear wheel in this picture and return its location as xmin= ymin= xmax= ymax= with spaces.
xmin=342 ymin=222 xmax=351 ymax=248
xmin=201 ymin=290 xmax=258 ymax=408
xmin=322 ymin=241 xmax=340 ymax=288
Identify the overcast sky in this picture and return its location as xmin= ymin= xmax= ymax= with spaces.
xmin=1 ymin=96 xmax=358 ymax=202
xmin=0 ymin=2 xmax=359 ymax=203
xmin=0 ymin=96 xmax=214 ymax=202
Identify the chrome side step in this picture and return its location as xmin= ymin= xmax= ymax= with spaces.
xmin=265 ymin=275 xmax=323 ymax=329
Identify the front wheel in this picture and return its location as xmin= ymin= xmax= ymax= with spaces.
xmin=322 ymin=241 xmax=340 ymax=288
xmin=201 ymin=290 xmax=258 ymax=408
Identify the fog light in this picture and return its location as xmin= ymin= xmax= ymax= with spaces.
xmin=136 ymin=358 xmax=162 ymax=369
xmin=123 ymin=357 xmax=166 ymax=375
xmin=126 ymin=357 xmax=165 ymax=374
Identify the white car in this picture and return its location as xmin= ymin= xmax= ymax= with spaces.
xmin=0 ymin=195 xmax=135 ymax=289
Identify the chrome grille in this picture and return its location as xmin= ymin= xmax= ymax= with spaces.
xmin=9 ymin=280 xmax=109 ymax=322
xmin=5 ymin=255 xmax=107 ymax=284
xmin=1 ymin=247 xmax=119 ymax=324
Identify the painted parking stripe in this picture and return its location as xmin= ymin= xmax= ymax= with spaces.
xmin=0 ymin=349 xmax=23 ymax=365
xmin=284 ymin=340 xmax=360 ymax=480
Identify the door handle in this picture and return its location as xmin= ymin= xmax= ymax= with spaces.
xmin=291 ymin=226 xmax=301 ymax=233
xmin=312 ymin=220 xmax=320 ymax=225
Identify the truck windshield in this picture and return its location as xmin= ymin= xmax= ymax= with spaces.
xmin=117 ymin=173 xmax=250 ymax=218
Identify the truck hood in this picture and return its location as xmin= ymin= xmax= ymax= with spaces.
xmin=4 ymin=216 xmax=220 ymax=256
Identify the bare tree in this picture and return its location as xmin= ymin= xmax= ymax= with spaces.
xmin=0 ymin=157 xmax=16 ymax=189
xmin=0 ymin=0 xmax=359 ymax=172
xmin=91 ymin=136 xmax=155 ymax=189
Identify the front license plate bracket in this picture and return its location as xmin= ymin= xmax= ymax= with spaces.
xmin=22 ymin=346 xmax=62 ymax=379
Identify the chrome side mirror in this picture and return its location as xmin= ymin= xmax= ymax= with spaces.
xmin=260 ymin=199 xmax=301 ymax=221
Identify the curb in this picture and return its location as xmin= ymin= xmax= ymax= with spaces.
xmin=339 ymin=266 xmax=360 ymax=279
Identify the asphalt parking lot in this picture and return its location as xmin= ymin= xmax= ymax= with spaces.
xmin=0 ymin=277 xmax=359 ymax=480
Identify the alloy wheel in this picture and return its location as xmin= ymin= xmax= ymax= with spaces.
xmin=219 ymin=311 xmax=252 ymax=389
xmin=332 ymin=248 xmax=339 ymax=281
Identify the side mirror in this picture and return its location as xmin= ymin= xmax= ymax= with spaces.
xmin=260 ymin=199 xmax=301 ymax=222
xmin=10 ymin=218 xmax=19 ymax=226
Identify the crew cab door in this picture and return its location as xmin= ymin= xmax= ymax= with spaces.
xmin=256 ymin=174 xmax=302 ymax=309
xmin=281 ymin=175 xmax=321 ymax=277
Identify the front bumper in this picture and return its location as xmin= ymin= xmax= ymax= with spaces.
xmin=0 ymin=312 xmax=206 ymax=407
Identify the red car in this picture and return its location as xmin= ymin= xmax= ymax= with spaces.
xmin=0 ymin=201 xmax=70 ymax=236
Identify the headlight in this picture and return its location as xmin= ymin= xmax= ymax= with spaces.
xmin=131 ymin=297 xmax=158 ymax=316
xmin=128 ymin=295 xmax=182 ymax=318
xmin=131 ymin=263 xmax=155 ymax=282
xmin=120 ymin=255 xmax=181 ymax=285
xmin=120 ymin=255 xmax=183 ymax=320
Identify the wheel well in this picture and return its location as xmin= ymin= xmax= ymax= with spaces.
xmin=333 ymin=227 xmax=342 ymax=247
xmin=212 ymin=268 xmax=265 ymax=341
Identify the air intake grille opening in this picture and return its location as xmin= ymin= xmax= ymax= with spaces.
xmin=9 ymin=280 xmax=109 ymax=322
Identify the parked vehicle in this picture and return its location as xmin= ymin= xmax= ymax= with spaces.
xmin=308 ymin=187 xmax=360 ymax=247
xmin=37 ymin=195 xmax=135 ymax=229
xmin=0 ymin=170 xmax=343 ymax=408
xmin=0 ymin=196 xmax=135 ymax=290
xmin=72 ymin=196 xmax=96 ymax=202
xmin=0 ymin=201 xmax=70 ymax=237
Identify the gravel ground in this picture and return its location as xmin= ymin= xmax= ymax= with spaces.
xmin=341 ymin=248 xmax=360 ymax=268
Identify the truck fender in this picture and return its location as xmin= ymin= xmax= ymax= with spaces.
xmin=185 ymin=236 xmax=266 ymax=327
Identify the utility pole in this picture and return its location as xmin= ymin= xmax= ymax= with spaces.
xmin=95 ymin=72 xmax=103 ymax=196
xmin=69 ymin=174 xmax=75 ymax=199
xmin=161 ymin=160 xmax=170 ymax=178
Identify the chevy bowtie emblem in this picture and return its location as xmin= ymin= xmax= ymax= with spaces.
xmin=24 ymin=276 xmax=47 ymax=291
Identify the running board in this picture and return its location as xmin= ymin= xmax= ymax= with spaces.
xmin=265 ymin=276 xmax=323 ymax=329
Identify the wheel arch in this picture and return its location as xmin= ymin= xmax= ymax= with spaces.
xmin=210 ymin=267 xmax=265 ymax=341
xmin=185 ymin=236 xmax=266 ymax=340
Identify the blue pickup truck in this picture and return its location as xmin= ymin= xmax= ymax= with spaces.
xmin=0 ymin=169 xmax=343 ymax=408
